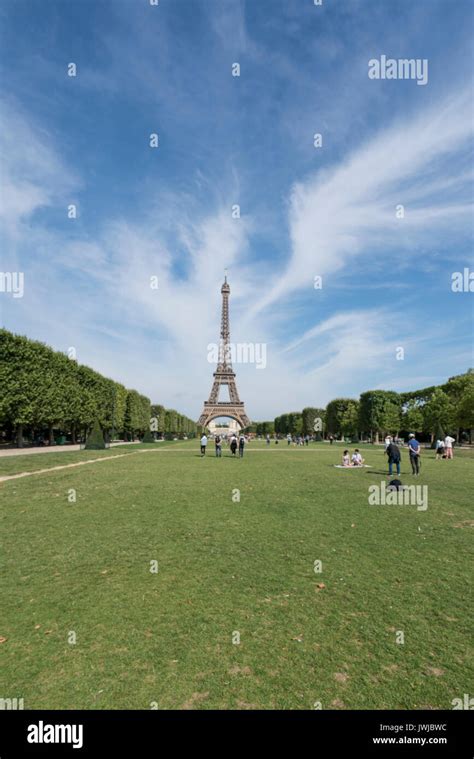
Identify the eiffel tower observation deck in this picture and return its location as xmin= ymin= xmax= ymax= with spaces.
xmin=198 ymin=276 xmax=250 ymax=430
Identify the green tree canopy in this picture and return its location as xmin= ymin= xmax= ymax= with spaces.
xmin=422 ymin=389 xmax=455 ymax=436
xmin=358 ymin=390 xmax=401 ymax=440
xmin=401 ymin=399 xmax=424 ymax=435
xmin=326 ymin=398 xmax=359 ymax=437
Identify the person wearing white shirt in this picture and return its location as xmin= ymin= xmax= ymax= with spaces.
xmin=435 ymin=438 xmax=445 ymax=460
xmin=351 ymin=449 xmax=364 ymax=466
xmin=200 ymin=434 xmax=208 ymax=456
xmin=444 ymin=435 xmax=455 ymax=459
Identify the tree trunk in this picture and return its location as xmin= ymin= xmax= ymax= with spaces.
xmin=71 ymin=424 xmax=76 ymax=445
xmin=16 ymin=423 xmax=24 ymax=448
xmin=48 ymin=426 xmax=54 ymax=445
xmin=375 ymin=431 xmax=379 ymax=444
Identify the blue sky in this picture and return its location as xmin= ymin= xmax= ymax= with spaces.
xmin=0 ymin=0 xmax=473 ymax=419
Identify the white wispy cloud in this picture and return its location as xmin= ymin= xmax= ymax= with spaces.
xmin=249 ymin=87 xmax=473 ymax=317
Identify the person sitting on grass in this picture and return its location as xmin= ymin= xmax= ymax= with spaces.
xmin=351 ymin=449 xmax=364 ymax=466
xmin=342 ymin=449 xmax=352 ymax=467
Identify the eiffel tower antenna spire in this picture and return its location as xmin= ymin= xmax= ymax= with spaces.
xmin=198 ymin=276 xmax=250 ymax=430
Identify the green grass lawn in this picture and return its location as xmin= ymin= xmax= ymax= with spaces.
xmin=0 ymin=440 xmax=181 ymax=477
xmin=1 ymin=441 xmax=473 ymax=710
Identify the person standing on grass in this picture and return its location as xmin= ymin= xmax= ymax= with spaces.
xmin=287 ymin=433 xmax=292 ymax=446
xmin=384 ymin=435 xmax=392 ymax=451
xmin=444 ymin=434 xmax=455 ymax=459
xmin=239 ymin=434 xmax=245 ymax=458
xmin=386 ymin=439 xmax=401 ymax=476
xmin=200 ymin=433 xmax=208 ymax=456
xmin=266 ymin=434 xmax=270 ymax=446
xmin=215 ymin=434 xmax=222 ymax=458
xmin=435 ymin=438 xmax=445 ymax=460
xmin=408 ymin=433 xmax=421 ymax=475
xmin=230 ymin=434 xmax=237 ymax=456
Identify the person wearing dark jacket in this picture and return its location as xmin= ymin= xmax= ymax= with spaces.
xmin=386 ymin=441 xmax=401 ymax=475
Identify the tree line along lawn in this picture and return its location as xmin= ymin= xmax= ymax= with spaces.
xmin=1 ymin=440 xmax=472 ymax=709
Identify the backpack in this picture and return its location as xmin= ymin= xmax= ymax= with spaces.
xmin=388 ymin=479 xmax=403 ymax=491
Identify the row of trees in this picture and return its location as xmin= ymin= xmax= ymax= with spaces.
xmin=0 ymin=330 xmax=196 ymax=446
xmin=268 ymin=371 xmax=474 ymax=442
xmin=150 ymin=405 xmax=197 ymax=437
xmin=274 ymin=413 xmax=303 ymax=435
xmin=244 ymin=421 xmax=275 ymax=435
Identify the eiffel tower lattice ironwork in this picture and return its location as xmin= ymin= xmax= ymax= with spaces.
xmin=198 ymin=276 xmax=250 ymax=430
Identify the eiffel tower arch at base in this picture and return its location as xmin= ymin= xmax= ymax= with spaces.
xmin=198 ymin=403 xmax=250 ymax=431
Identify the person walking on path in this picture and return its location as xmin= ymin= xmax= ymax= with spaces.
xmin=444 ymin=434 xmax=455 ymax=459
xmin=215 ymin=435 xmax=222 ymax=458
xmin=386 ymin=440 xmax=401 ymax=476
xmin=408 ymin=433 xmax=421 ymax=475
xmin=239 ymin=434 xmax=245 ymax=458
xmin=200 ymin=434 xmax=208 ymax=457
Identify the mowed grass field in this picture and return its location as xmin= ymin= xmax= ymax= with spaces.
xmin=1 ymin=440 xmax=473 ymax=710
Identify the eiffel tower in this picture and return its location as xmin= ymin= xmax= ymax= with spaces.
xmin=198 ymin=276 xmax=250 ymax=430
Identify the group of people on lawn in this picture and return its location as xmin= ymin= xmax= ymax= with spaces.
xmin=200 ymin=431 xmax=457 ymax=471
xmin=341 ymin=448 xmax=365 ymax=467
xmin=384 ymin=433 xmax=455 ymax=476
xmin=200 ymin=433 xmax=246 ymax=457
xmin=384 ymin=435 xmax=421 ymax=476
xmin=339 ymin=433 xmax=457 ymax=475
